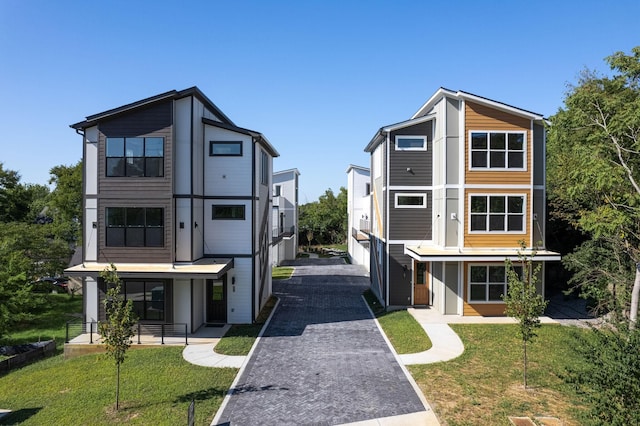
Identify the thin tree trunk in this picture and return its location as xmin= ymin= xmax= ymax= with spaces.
xmin=116 ymin=362 xmax=120 ymax=410
xmin=630 ymin=263 xmax=640 ymax=328
xmin=523 ymin=339 xmax=528 ymax=389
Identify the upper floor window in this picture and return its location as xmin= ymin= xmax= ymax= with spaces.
xmin=468 ymin=264 xmax=522 ymax=303
xmin=395 ymin=193 xmax=427 ymax=208
xmin=260 ymin=150 xmax=269 ymax=185
xmin=106 ymin=137 xmax=164 ymax=177
xmin=274 ymin=185 xmax=281 ymax=196
xmin=106 ymin=207 xmax=164 ymax=247
xmin=212 ymin=205 xmax=245 ymax=220
xmin=210 ymin=141 xmax=242 ymax=156
xmin=395 ymin=135 xmax=427 ymax=151
xmin=469 ymin=194 xmax=525 ymax=233
xmin=470 ymin=131 xmax=525 ymax=170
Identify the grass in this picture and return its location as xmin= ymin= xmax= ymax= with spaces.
xmin=0 ymin=347 xmax=237 ymax=425
xmin=272 ymin=266 xmax=293 ymax=280
xmin=408 ymin=324 xmax=589 ymax=425
xmin=362 ymin=289 xmax=431 ymax=354
xmin=214 ymin=296 xmax=278 ymax=356
xmin=0 ymin=293 xmax=82 ymax=351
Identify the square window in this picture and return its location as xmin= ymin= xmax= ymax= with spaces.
xmin=106 ymin=158 xmax=125 ymax=177
xmin=471 ymin=133 xmax=487 ymax=149
xmin=470 ymin=215 xmax=487 ymax=231
xmin=145 ymin=138 xmax=164 ymax=157
xmin=469 ymin=195 xmax=525 ymax=233
xmin=469 ymin=131 xmax=525 ymax=170
xmin=489 ymin=197 xmax=505 ymax=213
xmin=489 ymin=215 xmax=505 ymax=231
xmin=106 ymin=138 xmax=125 ymax=157
xmin=470 ymin=284 xmax=486 ymax=301
xmin=125 ymin=138 xmax=144 ymax=157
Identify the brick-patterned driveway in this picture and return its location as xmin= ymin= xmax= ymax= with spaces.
xmin=213 ymin=260 xmax=427 ymax=425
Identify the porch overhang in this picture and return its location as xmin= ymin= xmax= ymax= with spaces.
xmin=404 ymin=246 xmax=561 ymax=262
xmin=64 ymin=258 xmax=234 ymax=279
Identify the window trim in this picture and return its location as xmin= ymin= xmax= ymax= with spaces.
xmin=209 ymin=141 xmax=243 ymax=157
xmin=394 ymin=135 xmax=427 ymax=151
xmin=467 ymin=263 xmax=517 ymax=304
xmin=468 ymin=130 xmax=526 ymax=171
xmin=395 ymin=193 xmax=427 ymax=209
xmin=468 ymin=193 xmax=526 ymax=234
xmin=212 ymin=204 xmax=246 ymax=220
xmin=105 ymin=136 xmax=165 ymax=177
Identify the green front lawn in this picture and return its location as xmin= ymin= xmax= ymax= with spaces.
xmin=0 ymin=293 xmax=82 ymax=350
xmin=0 ymin=347 xmax=236 ymax=425
xmin=272 ymin=266 xmax=293 ymax=280
xmin=408 ymin=324 xmax=589 ymax=425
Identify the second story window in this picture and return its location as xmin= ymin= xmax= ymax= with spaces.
xmin=469 ymin=195 xmax=525 ymax=233
xmin=470 ymin=131 xmax=525 ymax=170
xmin=395 ymin=135 xmax=427 ymax=151
xmin=210 ymin=141 xmax=242 ymax=156
xmin=106 ymin=137 xmax=164 ymax=177
xmin=260 ymin=150 xmax=269 ymax=185
xmin=106 ymin=207 xmax=164 ymax=247
xmin=274 ymin=185 xmax=281 ymax=196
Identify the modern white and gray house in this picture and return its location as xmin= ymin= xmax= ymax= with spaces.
xmin=364 ymin=88 xmax=560 ymax=316
xmin=271 ymin=168 xmax=300 ymax=265
xmin=65 ymin=87 xmax=279 ymax=330
xmin=346 ymin=164 xmax=370 ymax=271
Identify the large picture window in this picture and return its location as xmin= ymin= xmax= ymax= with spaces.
xmin=470 ymin=131 xmax=525 ymax=170
xmin=106 ymin=207 xmax=164 ymax=247
xmin=469 ymin=264 xmax=522 ymax=302
xmin=469 ymin=195 xmax=525 ymax=232
xmin=106 ymin=137 xmax=164 ymax=177
xmin=121 ymin=280 xmax=165 ymax=320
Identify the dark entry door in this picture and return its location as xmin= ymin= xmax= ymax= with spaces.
xmin=207 ymin=277 xmax=227 ymax=323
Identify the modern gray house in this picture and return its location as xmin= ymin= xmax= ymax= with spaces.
xmin=66 ymin=87 xmax=278 ymax=330
xmin=271 ymin=168 xmax=300 ymax=265
xmin=365 ymin=88 xmax=560 ymax=315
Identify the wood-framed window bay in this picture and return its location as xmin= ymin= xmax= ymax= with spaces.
xmin=469 ymin=130 xmax=526 ymax=170
xmin=469 ymin=194 xmax=525 ymax=233
xmin=468 ymin=263 xmax=523 ymax=303
xmin=106 ymin=207 xmax=164 ymax=247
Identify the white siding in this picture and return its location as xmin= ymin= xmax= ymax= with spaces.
xmin=175 ymin=97 xmax=192 ymax=194
xmin=228 ymin=259 xmax=252 ymax=324
xmin=193 ymin=198 xmax=204 ymax=259
xmin=85 ymin=277 xmax=98 ymax=323
xmin=175 ymin=198 xmax=192 ymax=261
xmin=204 ymin=199 xmax=253 ymax=254
xmin=173 ymin=279 xmax=192 ymax=332
xmin=192 ymin=279 xmax=205 ymax=330
xmin=84 ymin=126 xmax=98 ymax=195
xmin=193 ymin=99 xmax=205 ymax=195
xmin=85 ymin=198 xmax=97 ymax=262
xmin=203 ymin=126 xmax=253 ymax=197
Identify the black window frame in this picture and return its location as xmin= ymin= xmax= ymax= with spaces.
xmin=121 ymin=280 xmax=165 ymax=321
xmin=105 ymin=137 xmax=164 ymax=177
xmin=212 ymin=205 xmax=246 ymax=220
xmin=105 ymin=207 xmax=164 ymax=247
xmin=260 ymin=150 xmax=269 ymax=186
xmin=209 ymin=141 xmax=243 ymax=157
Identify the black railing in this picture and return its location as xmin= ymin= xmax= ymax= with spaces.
xmin=65 ymin=321 xmax=189 ymax=345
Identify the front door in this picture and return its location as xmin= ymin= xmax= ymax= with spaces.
xmin=414 ymin=262 xmax=430 ymax=305
xmin=207 ymin=277 xmax=227 ymax=323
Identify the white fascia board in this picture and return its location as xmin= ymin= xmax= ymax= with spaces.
xmin=382 ymin=113 xmax=437 ymax=132
xmin=411 ymin=88 xmax=456 ymax=119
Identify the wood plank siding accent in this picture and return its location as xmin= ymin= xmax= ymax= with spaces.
xmin=465 ymin=101 xmax=532 ymax=185
xmin=462 ymin=262 xmax=506 ymax=316
xmin=95 ymin=100 xmax=174 ymax=263
xmin=464 ymin=188 xmax=531 ymax=248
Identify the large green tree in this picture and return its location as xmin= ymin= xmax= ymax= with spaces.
xmin=48 ymin=161 xmax=83 ymax=243
xmin=547 ymin=46 xmax=640 ymax=325
xmin=298 ymin=187 xmax=348 ymax=246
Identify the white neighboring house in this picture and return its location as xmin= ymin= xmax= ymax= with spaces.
xmin=346 ymin=164 xmax=371 ymax=272
xmin=271 ymin=169 xmax=300 ymax=265
xmin=65 ymin=87 xmax=278 ymax=330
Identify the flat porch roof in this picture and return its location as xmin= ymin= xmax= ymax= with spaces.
xmin=404 ymin=246 xmax=561 ymax=262
xmin=65 ymin=258 xmax=234 ymax=279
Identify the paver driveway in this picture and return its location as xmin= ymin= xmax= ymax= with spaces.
xmin=213 ymin=259 xmax=428 ymax=425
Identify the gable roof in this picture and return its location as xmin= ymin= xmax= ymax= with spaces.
xmin=70 ymin=86 xmax=235 ymax=130
xmin=412 ymin=87 xmax=544 ymax=121
xmin=364 ymin=113 xmax=436 ymax=153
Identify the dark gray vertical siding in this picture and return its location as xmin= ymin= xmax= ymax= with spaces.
xmin=389 ymin=190 xmax=432 ymax=240
xmin=389 ymin=121 xmax=433 ymax=187
xmin=533 ymin=123 xmax=545 ymax=186
xmin=533 ymin=189 xmax=545 ymax=246
xmin=369 ymin=237 xmax=386 ymax=304
xmin=388 ymin=244 xmax=412 ymax=306
xmin=95 ymin=100 xmax=174 ymax=264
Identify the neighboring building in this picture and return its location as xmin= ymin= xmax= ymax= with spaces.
xmin=346 ymin=164 xmax=370 ymax=271
xmin=364 ymin=88 xmax=560 ymax=315
xmin=271 ymin=169 xmax=300 ymax=265
xmin=66 ymin=87 xmax=278 ymax=329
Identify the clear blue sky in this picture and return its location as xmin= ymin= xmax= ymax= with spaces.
xmin=1 ymin=1 xmax=638 ymax=203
